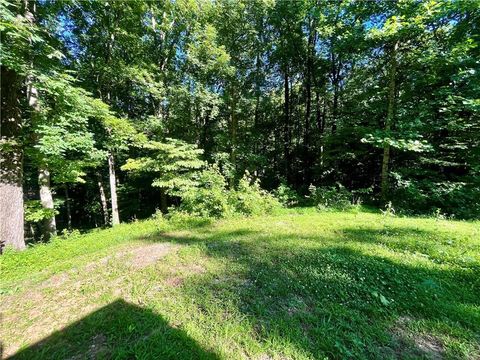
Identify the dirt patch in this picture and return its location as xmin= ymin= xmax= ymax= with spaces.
xmin=127 ymin=243 xmax=173 ymax=269
xmin=414 ymin=334 xmax=445 ymax=359
xmin=83 ymin=243 xmax=175 ymax=271
xmin=40 ymin=273 xmax=69 ymax=289
xmin=184 ymin=263 xmax=205 ymax=274
xmin=165 ymin=276 xmax=184 ymax=287
xmin=390 ymin=316 xmax=445 ymax=359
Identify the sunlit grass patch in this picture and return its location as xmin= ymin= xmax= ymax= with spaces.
xmin=2 ymin=208 xmax=479 ymax=359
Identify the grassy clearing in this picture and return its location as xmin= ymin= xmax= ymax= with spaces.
xmin=1 ymin=208 xmax=479 ymax=359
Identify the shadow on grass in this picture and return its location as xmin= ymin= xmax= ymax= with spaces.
xmin=7 ymin=299 xmax=219 ymax=360
xmin=154 ymin=226 xmax=480 ymax=359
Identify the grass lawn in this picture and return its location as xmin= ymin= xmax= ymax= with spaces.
xmin=1 ymin=208 xmax=479 ymax=359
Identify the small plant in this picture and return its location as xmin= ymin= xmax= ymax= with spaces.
xmin=273 ymin=182 xmax=299 ymax=207
xmin=60 ymin=228 xmax=81 ymax=240
xmin=381 ymin=201 xmax=396 ymax=217
xmin=433 ymin=208 xmax=446 ymax=220
xmin=351 ymin=186 xmax=373 ymax=205
xmin=308 ymin=183 xmax=352 ymax=210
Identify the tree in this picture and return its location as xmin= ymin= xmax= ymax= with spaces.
xmin=122 ymin=138 xmax=204 ymax=209
xmin=1 ymin=0 xmax=39 ymax=250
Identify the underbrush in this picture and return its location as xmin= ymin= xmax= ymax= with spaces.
xmin=177 ymin=167 xmax=281 ymax=219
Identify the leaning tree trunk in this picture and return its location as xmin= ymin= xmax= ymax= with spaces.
xmin=108 ymin=151 xmax=120 ymax=226
xmin=38 ymin=165 xmax=57 ymax=240
xmin=0 ymin=66 xmax=26 ymax=251
xmin=380 ymin=41 xmax=398 ymax=202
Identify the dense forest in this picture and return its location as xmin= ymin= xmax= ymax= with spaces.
xmin=1 ymin=0 xmax=479 ymax=250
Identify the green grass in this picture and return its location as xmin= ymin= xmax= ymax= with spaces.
xmin=1 ymin=208 xmax=479 ymax=359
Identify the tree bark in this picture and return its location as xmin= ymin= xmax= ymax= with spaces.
xmin=229 ymin=90 xmax=237 ymax=189
xmin=97 ymin=173 xmax=109 ymax=226
xmin=380 ymin=41 xmax=398 ymax=202
xmin=329 ymin=39 xmax=341 ymax=135
xmin=303 ymin=22 xmax=316 ymax=184
xmin=284 ymin=69 xmax=291 ymax=182
xmin=27 ymin=69 xmax=57 ymax=239
xmin=0 ymin=66 xmax=26 ymax=251
xmin=108 ymin=151 xmax=120 ymax=226
xmin=24 ymin=1 xmax=57 ymax=240
xmin=38 ymin=165 xmax=57 ymax=240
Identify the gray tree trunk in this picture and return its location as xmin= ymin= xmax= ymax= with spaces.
xmin=26 ymin=61 xmax=57 ymax=239
xmin=0 ymin=66 xmax=25 ymax=251
xmin=108 ymin=151 xmax=120 ymax=226
xmin=229 ymin=90 xmax=237 ymax=189
xmin=97 ymin=173 xmax=109 ymax=226
xmin=380 ymin=41 xmax=398 ymax=202
xmin=38 ymin=165 xmax=57 ymax=240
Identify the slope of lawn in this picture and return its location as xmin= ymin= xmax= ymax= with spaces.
xmin=1 ymin=208 xmax=479 ymax=359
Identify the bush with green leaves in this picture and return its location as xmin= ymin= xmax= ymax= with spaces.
xmin=178 ymin=166 xmax=233 ymax=218
xmin=273 ymin=182 xmax=300 ymax=207
xmin=308 ymin=184 xmax=353 ymax=211
xmin=229 ymin=173 xmax=281 ymax=216
xmin=176 ymin=169 xmax=281 ymax=218
xmin=391 ymin=177 xmax=480 ymax=219
xmin=25 ymin=200 xmax=58 ymax=223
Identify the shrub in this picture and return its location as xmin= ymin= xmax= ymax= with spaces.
xmin=391 ymin=176 xmax=480 ymax=219
xmin=25 ymin=200 xmax=58 ymax=223
xmin=175 ymin=168 xmax=281 ymax=219
xmin=178 ymin=165 xmax=233 ymax=218
xmin=308 ymin=183 xmax=352 ymax=210
xmin=273 ymin=182 xmax=300 ymax=207
xmin=167 ymin=210 xmax=212 ymax=228
xmin=229 ymin=172 xmax=281 ymax=216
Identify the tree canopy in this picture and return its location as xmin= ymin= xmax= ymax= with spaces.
xmin=1 ymin=0 xmax=479 ymax=250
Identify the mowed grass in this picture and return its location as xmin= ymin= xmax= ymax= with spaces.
xmin=1 ymin=208 xmax=479 ymax=359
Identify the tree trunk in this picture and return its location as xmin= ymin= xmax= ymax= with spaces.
xmin=64 ymin=185 xmax=72 ymax=230
xmin=25 ymin=1 xmax=57 ymax=240
xmin=97 ymin=173 xmax=109 ymax=226
xmin=229 ymin=91 xmax=237 ymax=189
xmin=304 ymin=23 xmax=316 ymax=184
xmin=0 ymin=66 xmax=25 ymax=251
xmin=380 ymin=41 xmax=398 ymax=202
xmin=108 ymin=151 xmax=120 ymax=226
xmin=330 ymin=41 xmax=341 ymax=135
xmin=284 ymin=69 xmax=291 ymax=182
xmin=38 ymin=165 xmax=57 ymax=240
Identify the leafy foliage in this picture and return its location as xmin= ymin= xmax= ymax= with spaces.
xmin=229 ymin=173 xmax=281 ymax=217
xmin=273 ymin=182 xmax=300 ymax=207
xmin=122 ymin=138 xmax=204 ymax=195
xmin=308 ymin=184 xmax=353 ymax=211
xmin=24 ymin=200 xmax=57 ymax=223
xmin=177 ymin=165 xmax=232 ymax=218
